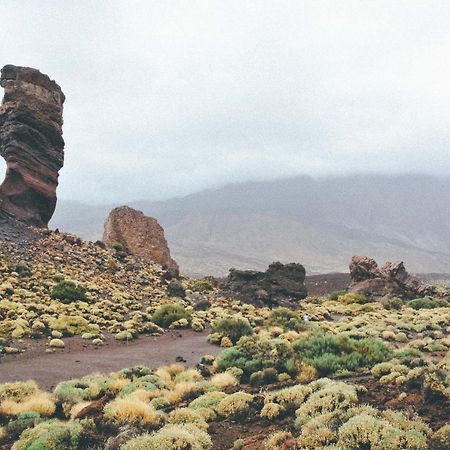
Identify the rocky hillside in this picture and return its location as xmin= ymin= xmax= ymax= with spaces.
xmin=52 ymin=174 xmax=450 ymax=276
xmin=0 ymin=227 xmax=173 ymax=347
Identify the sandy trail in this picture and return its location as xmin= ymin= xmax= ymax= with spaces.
xmin=0 ymin=330 xmax=219 ymax=390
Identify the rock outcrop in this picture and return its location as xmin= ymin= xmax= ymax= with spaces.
xmin=0 ymin=65 xmax=65 ymax=227
xmin=223 ymin=262 xmax=308 ymax=307
xmin=103 ymin=206 xmax=179 ymax=275
xmin=348 ymin=256 xmax=433 ymax=299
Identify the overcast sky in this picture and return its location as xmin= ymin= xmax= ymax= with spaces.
xmin=1 ymin=1 xmax=450 ymax=203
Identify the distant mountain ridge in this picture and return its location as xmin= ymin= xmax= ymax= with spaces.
xmin=51 ymin=174 xmax=450 ymax=276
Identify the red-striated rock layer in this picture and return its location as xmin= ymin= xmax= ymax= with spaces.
xmin=0 ymin=65 xmax=65 ymax=227
xmin=103 ymin=206 xmax=179 ymax=275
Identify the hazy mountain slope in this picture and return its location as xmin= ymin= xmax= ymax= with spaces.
xmin=51 ymin=174 xmax=450 ymax=276
xmin=162 ymin=211 xmax=450 ymax=276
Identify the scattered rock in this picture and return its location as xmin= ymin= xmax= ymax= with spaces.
xmin=94 ymin=240 xmax=106 ymax=249
xmin=167 ymin=279 xmax=186 ymax=298
xmin=74 ymin=396 xmax=109 ymax=420
xmin=348 ymin=256 xmax=434 ymax=299
xmin=192 ymin=296 xmax=211 ymax=311
xmin=104 ymin=425 xmax=138 ymax=450
xmin=223 ymin=262 xmax=308 ymax=307
xmin=103 ymin=206 xmax=179 ymax=275
xmin=0 ymin=65 xmax=65 ymax=227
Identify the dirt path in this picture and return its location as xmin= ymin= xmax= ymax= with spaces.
xmin=0 ymin=330 xmax=219 ymax=390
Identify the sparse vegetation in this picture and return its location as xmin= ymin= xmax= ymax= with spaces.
xmin=1 ymin=231 xmax=449 ymax=449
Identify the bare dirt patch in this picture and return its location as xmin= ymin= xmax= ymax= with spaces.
xmin=0 ymin=330 xmax=219 ymax=389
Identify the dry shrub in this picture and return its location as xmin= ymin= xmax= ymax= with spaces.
xmin=104 ymin=398 xmax=161 ymax=427
xmin=210 ymin=373 xmax=238 ymax=389
xmin=0 ymin=392 xmax=55 ymax=418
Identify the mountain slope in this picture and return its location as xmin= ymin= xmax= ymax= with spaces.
xmin=51 ymin=174 xmax=450 ymax=276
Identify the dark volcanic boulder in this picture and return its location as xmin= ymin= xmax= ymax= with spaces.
xmin=224 ymin=262 xmax=307 ymax=306
xmin=348 ymin=255 xmax=434 ymax=299
xmin=167 ymin=279 xmax=186 ymax=298
xmin=0 ymin=65 xmax=65 ymax=227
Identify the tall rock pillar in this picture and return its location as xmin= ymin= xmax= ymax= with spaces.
xmin=0 ymin=65 xmax=65 ymax=227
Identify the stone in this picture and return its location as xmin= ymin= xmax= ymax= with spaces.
xmin=103 ymin=206 xmax=179 ymax=275
xmin=104 ymin=425 xmax=138 ymax=450
xmin=348 ymin=256 xmax=434 ymax=299
xmin=74 ymin=396 xmax=109 ymax=420
xmin=349 ymin=256 xmax=380 ymax=281
xmin=167 ymin=279 xmax=186 ymax=298
xmin=0 ymin=65 xmax=65 ymax=227
xmin=223 ymin=262 xmax=308 ymax=307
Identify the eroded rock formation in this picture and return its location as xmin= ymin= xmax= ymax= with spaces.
xmin=348 ymin=255 xmax=433 ymax=299
xmin=223 ymin=262 xmax=308 ymax=307
xmin=0 ymin=65 xmax=65 ymax=227
xmin=103 ymin=206 xmax=179 ymax=275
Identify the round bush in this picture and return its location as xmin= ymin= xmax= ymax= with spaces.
xmin=211 ymin=317 xmax=253 ymax=344
xmin=151 ymin=304 xmax=191 ymax=328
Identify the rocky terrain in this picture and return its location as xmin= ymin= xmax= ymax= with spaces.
xmin=1 ymin=229 xmax=450 ymax=449
xmin=0 ymin=65 xmax=65 ymax=227
xmin=1 ymin=65 xmax=450 ymax=450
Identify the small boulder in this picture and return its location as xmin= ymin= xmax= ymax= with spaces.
xmin=167 ymin=280 xmax=186 ymax=298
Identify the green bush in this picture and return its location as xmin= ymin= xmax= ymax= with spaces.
xmin=338 ymin=293 xmax=371 ymax=304
xmin=267 ymin=308 xmax=311 ymax=332
xmin=52 ymin=274 xmax=65 ymax=283
xmin=215 ymin=347 xmax=253 ymax=373
xmin=211 ymin=317 xmax=253 ymax=344
xmin=407 ymin=297 xmax=447 ymax=310
xmin=329 ymin=290 xmax=347 ymax=300
xmin=120 ymin=424 xmax=212 ymax=450
xmin=394 ymin=348 xmax=424 ymax=365
xmin=111 ymin=242 xmax=124 ymax=251
xmin=6 ymin=412 xmax=41 ymax=441
xmin=216 ymin=336 xmax=294 ymax=378
xmin=189 ymin=279 xmax=215 ymax=293
xmin=51 ymin=281 xmax=86 ymax=303
xmin=151 ymin=304 xmax=192 ymax=328
xmin=381 ymin=297 xmax=404 ymax=310
xmin=293 ymin=334 xmax=392 ymax=376
xmin=11 ymin=420 xmax=83 ymax=450
xmin=249 ymin=368 xmax=278 ymax=386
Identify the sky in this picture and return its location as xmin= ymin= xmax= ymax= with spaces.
xmin=1 ymin=0 xmax=450 ymax=204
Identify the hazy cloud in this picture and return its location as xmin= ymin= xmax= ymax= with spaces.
xmin=1 ymin=0 xmax=450 ymax=203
